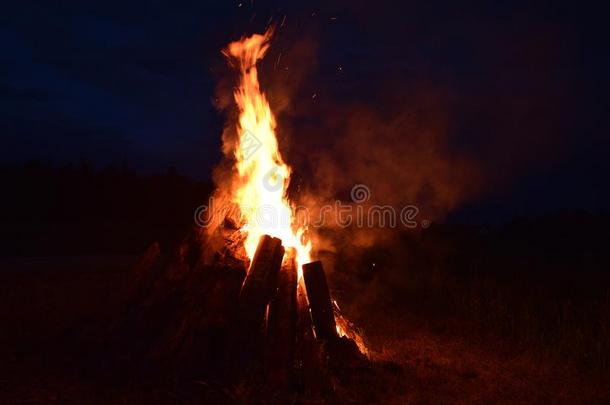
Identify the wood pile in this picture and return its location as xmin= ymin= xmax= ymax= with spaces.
xmin=111 ymin=227 xmax=368 ymax=399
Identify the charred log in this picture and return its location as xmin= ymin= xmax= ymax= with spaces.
xmin=295 ymin=281 xmax=330 ymax=396
xmin=265 ymin=248 xmax=298 ymax=391
xmin=232 ymin=235 xmax=285 ymax=380
xmin=238 ymin=235 xmax=285 ymax=328
xmin=302 ymin=261 xmax=338 ymax=341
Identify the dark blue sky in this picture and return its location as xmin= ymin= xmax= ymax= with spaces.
xmin=1 ymin=1 xmax=240 ymax=174
xmin=1 ymin=1 xmax=608 ymax=220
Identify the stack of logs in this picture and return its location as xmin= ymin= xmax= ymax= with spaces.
xmin=117 ymin=231 xmax=366 ymax=398
xmin=237 ymin=234 xmax=366 ymax=394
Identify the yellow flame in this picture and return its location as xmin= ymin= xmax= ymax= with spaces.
xmin=223 ymin=29 xmax=311 ymax=271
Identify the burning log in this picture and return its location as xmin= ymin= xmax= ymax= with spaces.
xmin=238 ymin=235 xmax=285 ymax=328
xmin=295 ymin=281 xmax=329 ymax=395
xmin=302 ymin=261 xmax=338 ymax=341
xmin=265 ymin=248 xmax=298 ymax=391
xmin=232 ymin=235 xmax=285 ymax=379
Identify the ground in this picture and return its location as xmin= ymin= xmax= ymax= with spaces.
xmin=362 ymin=315 xmax=609 ymax=404
xmin=1 ymin=255 xmax=608 ymax=404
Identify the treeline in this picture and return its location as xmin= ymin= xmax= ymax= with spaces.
xmin=0 ymin=161 xmax=213 ymax=256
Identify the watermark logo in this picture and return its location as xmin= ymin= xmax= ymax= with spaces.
xmin=350 ymin=184 xmax=371 ymax=203
xmin=195 ymin=183 xmax=431 ymax=230
xmin=240 ymin=129 xmax=262 ymax=160
xmin=194 ymin=204 xmax=209 ymax=228
xmin=262 ymin=166 xmax=284 ymax=192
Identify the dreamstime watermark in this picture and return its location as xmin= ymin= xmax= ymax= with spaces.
xmin=194 ymin=184 xmax=430 ymax=230
xmin=262 ymin=165 xmax=284 ymax=192
xmin=238 ymin=129 xmax=286 ymax=192
xmin=240 ymin=129 xmax=262 ymax=160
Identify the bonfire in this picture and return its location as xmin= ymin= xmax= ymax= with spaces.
xmin=118 ymin=29 xmax=367 ymax=398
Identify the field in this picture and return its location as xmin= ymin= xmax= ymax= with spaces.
xmin=2 ymin=214 xmax=609 ymax=403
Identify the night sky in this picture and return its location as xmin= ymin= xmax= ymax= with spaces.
xmin=2 ymin=1 xmax=608 ymax=222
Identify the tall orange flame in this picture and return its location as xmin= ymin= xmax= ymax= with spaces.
xmin=223 ymin=29 xmax=311 ymax=271
xmin=219 ymin=30 xmax=368 ymax=356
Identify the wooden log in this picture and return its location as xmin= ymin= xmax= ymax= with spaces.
xmin=125 ymin=242 xmax=162 ymax=303
xmin=302 ymin=261 xmax=338 ymax=340
xmin=295 ymin=281 xmax=328 ymax=395
xmin=205 ymin=264 xmax=247 ymax=325
xmin=114 ymin=242 xmax=167 ymax=339
xmin=166 ymin=263 xmax=247 ymax=378
xmin=266 ymin=248 xmax=298 ymax=391
xmin=206 ymin=264 xmax=247 ymax=380
xmin=149 ymin=264 xmax=220 ymax=363
xmin=238 ymin=235 xmax=285 ymax=328
xmin=233 ymin=235 xmax=284 ymax=381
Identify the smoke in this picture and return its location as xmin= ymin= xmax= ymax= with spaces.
xmin=209 ymin=29 xmax=482 ymax=259
xmin=297 ymin=91 xmax=480 ymax=213
xmin=260 ymin=47 xmax=483 ymax=251
xmin=262 ymin=23 xmax=572 ymax=251
xmin=209 ymin=18 xmax=571 ymax=259
xmin=202 ymin=3 xmax=591 ymax=327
